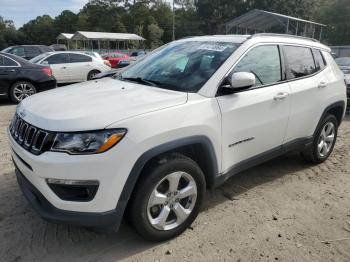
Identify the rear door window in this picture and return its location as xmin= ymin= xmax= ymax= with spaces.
xmin=283 ymin=46 xmax=317 ymax=79
xmin=69 ymin=54 xmax=92 ymax=63
xmin=2 ymin=56 xmax=18 ymax=66
xmin=0 ymin=55 xmax=17 ymax=66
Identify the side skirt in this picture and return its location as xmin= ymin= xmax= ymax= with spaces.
xmin=213 ymin=137 xmax=313 ymax=188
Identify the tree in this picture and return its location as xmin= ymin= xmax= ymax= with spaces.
xmin=20 ymin=15 xmax=56 ymax=45
xmin=147 ymin=23 xmax=164 ymax=49
xmin=317 ymin=0 xmax=350 ymax=45
xmin=0 ymin=16 xmax=23 ymax=49
xmin=54 ymin=10 xmax=79 ymax=34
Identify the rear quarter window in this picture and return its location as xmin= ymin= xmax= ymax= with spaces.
xmin=283 ymin=46 xmax=316 ymax=79
xmin=312 ymin=49 xmax=326 ymax=71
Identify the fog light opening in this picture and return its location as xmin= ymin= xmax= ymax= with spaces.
xmin=46 ymin=179 xmax=99 ymax=202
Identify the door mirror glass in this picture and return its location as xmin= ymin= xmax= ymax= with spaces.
xmin=228 ymin=72 xmax=256 ymax=89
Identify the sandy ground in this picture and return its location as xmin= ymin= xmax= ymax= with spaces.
xmin=0 ymin=101 xmax=350 ymax=262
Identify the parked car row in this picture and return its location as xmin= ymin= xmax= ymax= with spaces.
xmin=0 ymin=45 xmax=132 ymax=103
xmin=101 ymin=50 xmax=146 ymax=68
xmin=335 ymin=57 xmax=350 ymax=106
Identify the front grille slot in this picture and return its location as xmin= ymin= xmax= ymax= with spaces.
xmin=9 ymin=114 xmax=55 ymax=155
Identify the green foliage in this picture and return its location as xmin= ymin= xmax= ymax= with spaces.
xmin=20 ymin=15 xmax=56 ymax=45
xmin=147 ymin=23 xmax=164 ymax=49
xmin=0 ymin=16 xmax=24 ymax=49
xmin=317 ymin=0 xmax=350 ymax=45
xmin=1 ymin=0 xmax=350 ymax=49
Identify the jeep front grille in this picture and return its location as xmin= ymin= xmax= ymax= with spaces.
xmin=9 ymin=114 xmax=55 ymax=155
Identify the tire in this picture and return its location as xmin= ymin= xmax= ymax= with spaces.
xmin=87 ymin=70 xmax=100 ymax=80
xmin=9 ymin=81 xmax=37 ymax=104
xmin=301 ymin=114 xmax=338 ymax=164
xmin=128 ymin=153 xmax=206 ymax=242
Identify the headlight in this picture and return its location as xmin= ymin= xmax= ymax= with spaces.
xmin=51 ymin=129 xmax=127 ymax=155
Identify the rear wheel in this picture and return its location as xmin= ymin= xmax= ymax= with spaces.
xmin=10 ymin=81 xmax=36 ymax=104
xmin=87 ymin=70 xmax=100 ymax=80
xmin=128 ymin=154 xmax=206 ymax=242
xmin=302 ymin=114 xmax=338 ymax=163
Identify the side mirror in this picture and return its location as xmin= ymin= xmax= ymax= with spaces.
xmin=41 ymin=61 xmax=49 ymax=65
xmin=228 ymin=72 xmax=256 ymax=90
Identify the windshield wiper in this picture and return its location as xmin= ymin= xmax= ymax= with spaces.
xmin=122 ymin=77 xmax=160 ymax=87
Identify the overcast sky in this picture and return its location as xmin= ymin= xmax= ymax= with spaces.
xmin=0 ymin=0 xmax=90 ymax=28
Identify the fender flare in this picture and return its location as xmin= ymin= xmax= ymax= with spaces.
xmin=113 ymin=136 xmax=219 ymax=229
xmin=314 ymin=101 xmax=346 ymax=134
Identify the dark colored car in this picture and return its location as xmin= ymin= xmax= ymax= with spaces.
xmin=0 ymin=52 xmax=56 ymax=103
xmin=2 ymin=45 xmax=54 ymax=60
xmin=335 ymin=57 xmax=350 ymax=108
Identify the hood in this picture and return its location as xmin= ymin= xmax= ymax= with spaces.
xmin=17 ymin=78 xmax=188 ymax=131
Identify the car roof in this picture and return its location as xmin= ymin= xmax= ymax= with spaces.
xmin=42 ymin=51 xmax=97 ymax=56
xmin=9 ymin=45 xmax=49 ymax=47
xmin=0 ymin=52 xmax=39 ymax=67
xmin=178 ymin=34 xmax=330 ymax=51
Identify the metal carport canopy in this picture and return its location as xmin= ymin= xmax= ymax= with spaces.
xmin=56 ymin=33 xmax=74 ymax=40
xmin=71 ymin=31 xmax=145 ymax=41
xmin=225 ymin=9 xmax=326 ymax=32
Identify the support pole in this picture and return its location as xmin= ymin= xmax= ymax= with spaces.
xmin=172 ymin=0 xmax=175 ymax=40
xmin=319 ymin=27 xmax=323 ymax=41
xmin=296 ymin=21 xmax=299 ymax=35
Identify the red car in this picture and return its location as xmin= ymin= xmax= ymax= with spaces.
xmin=102 ymin=52 xmax=130 ymax=68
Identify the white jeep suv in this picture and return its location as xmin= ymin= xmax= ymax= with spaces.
xmin=8 ymin=34 xmax=347 ymax=241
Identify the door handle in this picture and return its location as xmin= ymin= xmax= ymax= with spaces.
xmin=318 ymin=82 xmax=328 ymax=88
xmin=61 ymin=67 xmax=67 ymax=69
xmin=273 ymin=92 xmax=289 ymax=101
xmin=4 ymin=69 xmax=15 ymax=73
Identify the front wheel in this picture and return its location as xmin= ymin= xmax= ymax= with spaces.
xmin=302 ymin=114 xmax=338 ymax=163
xmin=10 ymin=81 xmax=37 ymax=104
xmin=128 ymin=154 xmax=206 ymax=242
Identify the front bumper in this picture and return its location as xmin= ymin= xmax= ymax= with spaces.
xmin=15 ymin=166 xmax=120 ymax=228
xmin=8 ymin=124 xmax=139 ymax=229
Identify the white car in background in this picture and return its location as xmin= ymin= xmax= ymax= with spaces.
xmin=30 ymin=51 xmax=111 ymax=84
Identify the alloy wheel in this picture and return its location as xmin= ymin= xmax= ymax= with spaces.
xmin=13 ymin=83 xmax=35 ymax=101
xmin=317 ymin=122 xmax=335 ymax=158
xmin=147 ymin=171 xmax=197 ymax=231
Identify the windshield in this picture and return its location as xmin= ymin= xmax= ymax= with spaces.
xmin=335 ymin=57 xmax=350 ymax=66
xmin=121 ymin=41 xmax=239 ymax=92
xmin=30 ymin=53 xmax=49 ymax=63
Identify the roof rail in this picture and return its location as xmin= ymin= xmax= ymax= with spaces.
xmin=248 ymin=33 xmax=319 ymax=43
